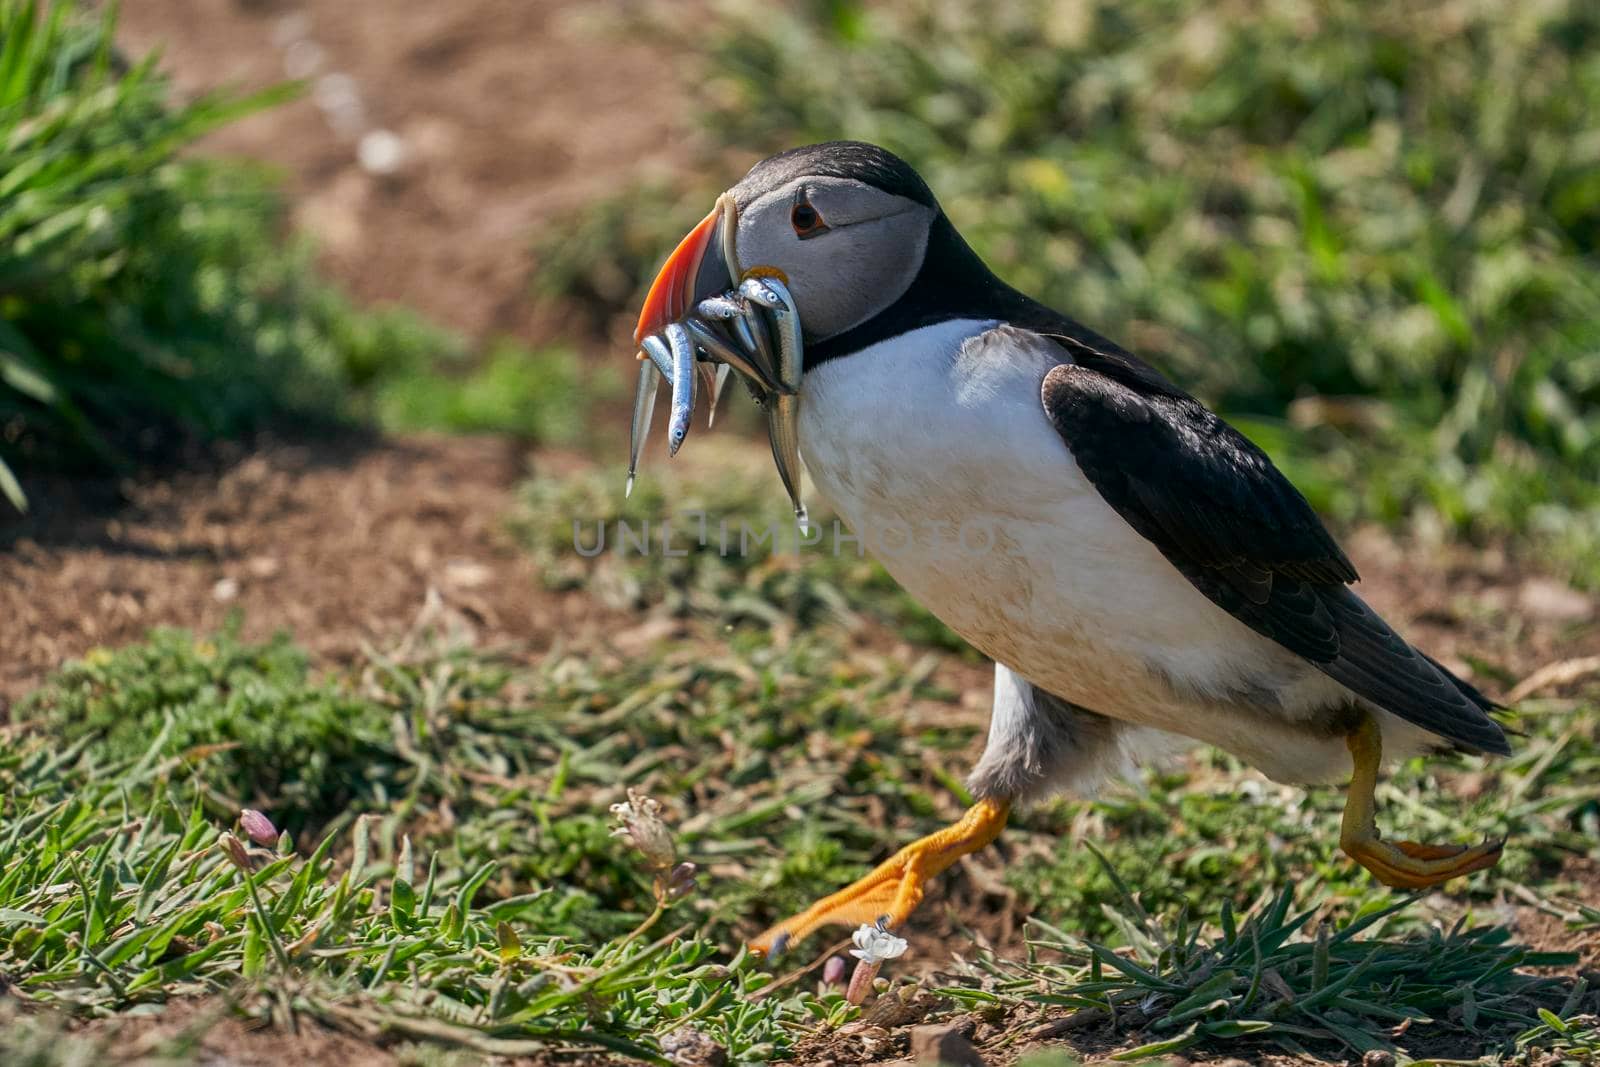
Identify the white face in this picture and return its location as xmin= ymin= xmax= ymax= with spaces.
xmin=728 ymin=175 xmax=935 ymax=340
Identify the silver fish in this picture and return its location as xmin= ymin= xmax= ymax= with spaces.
xmin=695 ymin=293 xmax=748 ymax=320
xmin=664 ymin=321 xmax=697 ymax=456
xmin=685 ymin=315 xmax=779 ymax=393
xmin=626 ymin=358 xmax=660 ymax=498
xmin=738 ymin=277 xmax=807 ymax=521
xmin=736 ymin=275 xmax=779 ymax=307
xmin=735 ymin=301 xmax=778 ymax=385
xmin=696 ymin=293 xmax=781 ymax=388
xmin=707 ymin=363 xmax=731 ymax=427
xmin=639 ymin=333 xmax=673 ymax=380
xmin=766 ymin=392 xmax=806 ymax=525
xmin=742 ymin=276 xmax=804 ymax=392
xmin=638 ymin=273 xmax=807 ymax=520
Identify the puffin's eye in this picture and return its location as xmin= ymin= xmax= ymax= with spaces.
xmin=790 ymin=198 xmax=827 ymax=238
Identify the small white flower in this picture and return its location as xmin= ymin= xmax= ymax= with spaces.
xmin=609 ymin=789 xmax=676 ymax=872
xmin=849 ymin=922 xmax=908 ymax=964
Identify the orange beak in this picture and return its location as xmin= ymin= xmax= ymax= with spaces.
xmin=634 ymin=204 xmax=722 ymax=346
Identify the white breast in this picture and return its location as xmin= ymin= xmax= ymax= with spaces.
xmin=797 ymin=320 xmax=1368 ymax=783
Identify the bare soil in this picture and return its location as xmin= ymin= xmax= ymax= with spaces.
xmin=5 ymin=427 xmax=1592 ymax=709
xmin=115 ymin=0 xmax=695 ymax=346
xmin=40 ymin=996 xmax=634 ymax=1067
xmin=0 ymin=434 xmax=623 ymax=708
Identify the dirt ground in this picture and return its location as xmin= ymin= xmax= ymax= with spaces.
xmin=4 ymin=422 xmax=1594 ymax=709
xmin=0 ymin=433 xmax=600 ymax=707
xmin=115 ymin=0 xmax=695 ymax=346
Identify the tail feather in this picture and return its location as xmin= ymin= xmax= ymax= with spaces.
xmin=1315 ymin=588 xmax=1511 ymax=756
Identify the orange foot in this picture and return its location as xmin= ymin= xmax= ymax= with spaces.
xmin=1340 ymin=713 xmax=1504 ymax=890
xmin=1343 ymin=835 xmax=1504 ymax=890
xmin=749 ymin=796 xmax=1010 ymax=956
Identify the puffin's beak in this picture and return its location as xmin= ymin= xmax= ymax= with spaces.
xmin=634 ymin=195 xmax=735 ymax=345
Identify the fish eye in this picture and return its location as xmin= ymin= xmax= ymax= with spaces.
xmin=791 ymin=197 xmax=827 ymax=238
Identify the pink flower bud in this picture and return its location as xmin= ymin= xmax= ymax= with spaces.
xmin=218 ymin=832 xmax=251 ymax=871
xmin=822 ymin=955 xmax=847 ymax=988
xmin=666 ymin=861 xmax=698 ymax=900
xmin=239 ymin=809 xmax=278 ymax=846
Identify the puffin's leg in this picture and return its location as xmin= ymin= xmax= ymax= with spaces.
xmin=1339 ymin=712 xmax=1503 ymax=889
xmin=750 ymin=666 xmax=1141 ymax=957
xmin=748 ymin=796 xmax=1010 ymax=957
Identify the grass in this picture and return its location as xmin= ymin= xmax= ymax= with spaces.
xmin=22 ymin=625 xmax=393 ymax=829
xmin=0 ymin=732 xmax=800 ymax=1061
xmin=959 ymin=883 xmax=1592 ymax=1062
xmin=0 ymin=0 xmax=300 ymax=502
xmin=19 ymin=612 xmax=978 ymax=946
xmin=537 ymin=0 xmax=1600 ymax=586
xmin=509 ymin=459 xmax=966 ymax=649
xmin=372 ymin=341 xmax=619 ymax=444
xmin=6 ymin=480 xmax=1599 ymax=1062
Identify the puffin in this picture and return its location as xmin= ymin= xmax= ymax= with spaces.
xmin=632 ymin=141 xmax=1508 ymax=957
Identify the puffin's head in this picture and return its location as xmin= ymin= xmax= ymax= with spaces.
xmin=634 ymin=141 xmax=939 ymax=345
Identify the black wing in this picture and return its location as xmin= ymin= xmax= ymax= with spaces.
xmin=1039 ymin=341 xmax=1508 ymax=756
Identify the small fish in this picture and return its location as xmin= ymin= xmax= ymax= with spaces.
xmin=740 ymin=277 xmax=803 ymax=392
xmin=664 ymin=321 xmax=697 ymax=456
xmin=695 ymin=292 xmax=781 ymax=388
xmin=766 ymin=392 xmax=806 ymax=525
xmin=739 ymin=277 xmax=807 ymax=520
xmin=695 ymin=293 xmax=747 ymax=320
xmin=707 ymin=363 xmax=731 ymax=427
xmin=640 ymin=333 xmax=673 ymax=380
xmin=637 ymin=276 xmax=806 ymax=520
xmin=685 ymin=316 xmax=778 ymax=393
xmin=626 ymin=358 xmax=660 ymax=497
xmin=735 ymin=301 xmax=778 ymax=385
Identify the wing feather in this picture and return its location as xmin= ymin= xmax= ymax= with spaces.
xmin=1041 ymin=356 xmax=1508 ymax=755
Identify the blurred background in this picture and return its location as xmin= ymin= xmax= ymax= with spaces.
xmin=2 ymin=0 xmax=1597 ymax=573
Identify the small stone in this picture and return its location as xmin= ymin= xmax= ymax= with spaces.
xmin=443 ymin=558 xmax=492 ymax=588
xmin=271 ymin=12 xmax=311 ymax=47
xmin=849 ymin=1026 xmax=895 ymax=1060
xmin=212 ymin=577 xmax=239 ymax=602
xmin=1362 ymin=1051 xmax=1396 ymax=1067
xmin=910 ymin=1023 xmax=987 ymax=1067
xmin=283 ymin=39 xmax=325 ymax=79
xmin=358 ymin=129 xmax=408 ymax=176
xmin=660 ymin=1027 xmax=725 ymax=1067
xmin=313 ymin=72 xmax=365 ymax=136
xmin=1517 ymin=577 xmax=1592 ymax=622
